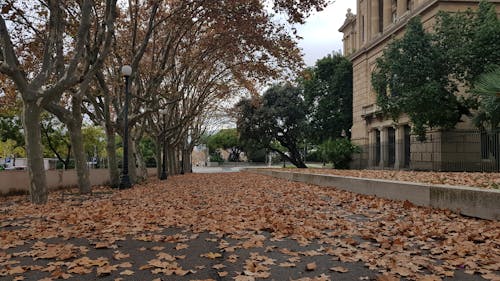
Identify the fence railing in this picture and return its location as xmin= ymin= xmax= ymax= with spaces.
xmin=351 ymin=129 xmax=499 ymax=172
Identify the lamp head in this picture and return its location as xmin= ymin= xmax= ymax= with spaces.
xmin=121 ymin=65 xmax=132 ymax=77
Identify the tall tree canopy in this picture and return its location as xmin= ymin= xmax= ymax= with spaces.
xmin=207 ymin=128 xmax=242 ymax=162
xmin=1 ymin=0 xmax=332 ymax=203
xmin=372 ymin=17 xmax=470 ymax=140
xmin=236 ymin=84 xmax=308 ymax=168
xmin=373 ymin=1 xmax=500 ymax=141
xmin=302 ymin=53 xmax=353 ymax=143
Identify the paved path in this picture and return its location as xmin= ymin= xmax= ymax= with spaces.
xmin=1 ymin=172 xmax=497 ymax=281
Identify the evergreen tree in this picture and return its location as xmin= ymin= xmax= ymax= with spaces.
xmin=372 ymin=17 xmax=470 ymax=140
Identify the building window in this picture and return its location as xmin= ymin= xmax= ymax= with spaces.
xmin=375 ymin=130 xmax=381 ymax=165
xmin=361 ymin=15 xmax=365 ymax=42
xmin=407 ymin=0 xmax=414 ymax=11
xmin=379 ymin=0 xmax=384 ymax=33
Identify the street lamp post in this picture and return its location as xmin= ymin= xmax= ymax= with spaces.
xmin=119 ymin=65 xmax=132 ymax=189
xmin=159 ymin=109 xmax=168 ymax=180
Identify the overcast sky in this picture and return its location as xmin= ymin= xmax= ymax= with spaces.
xmin=296 ymin=0 xmax=357 ymax=66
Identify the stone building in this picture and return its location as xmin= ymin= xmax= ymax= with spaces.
xmin=339 ymin=0 xmax=500 ymax=171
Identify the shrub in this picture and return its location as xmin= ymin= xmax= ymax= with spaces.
xmin=318 ymin=138 xmax=360 ymax=169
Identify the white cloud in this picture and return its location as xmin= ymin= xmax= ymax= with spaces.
xmin=297 ymin=0 xmax=357 ymax=66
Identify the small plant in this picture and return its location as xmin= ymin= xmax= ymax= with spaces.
xmin=209 ymin=150 xmax=224 ymax=164
xmin=318 ymin=138 xmax=361 ymax=169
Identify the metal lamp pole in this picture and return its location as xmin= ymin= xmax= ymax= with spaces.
xmin=119 ymin=65 xmax=132 ymax=189
xmin=159 ymin=109 xmax=168 ymax=180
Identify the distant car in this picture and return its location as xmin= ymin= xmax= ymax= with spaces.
xmin=5 ymin=166 xmax=27 ymax=171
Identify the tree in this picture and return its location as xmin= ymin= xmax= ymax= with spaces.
xmin=41 ymin=114 xmax=72 ymax=168
xmin=435 ymin=1 xmax=500 ymax=86
xmin=0 ymin=0 xmax=117 ymax=203
xmin=472 ymin=66 xmax=500 ymax=130
xmin=318 ymin=138 xmax=360 ymax=169
xmin=236 ymin=84 xmax=308 ymax=168
xmin=372 ymin=17 xmax=470 ymax=141
xmin=302 ymin=53 xmax=353 ymax=143
xmin=207 ymin=129 xmax=242 ymax=162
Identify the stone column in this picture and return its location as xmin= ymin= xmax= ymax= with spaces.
xmin=394 ymin=125 xmax=405 ymax=169
xmin=397 ymin=0 xmax=407 ymax=18
xmin=379 ymin=127 xmax=388 ymax=167
xmin=371 ymin=0 xmax=380 ymax=38
xmin=368 ymin=129 xmax=376 ymax=167
xmin=383 ymin=0 xmax=392 ymax=29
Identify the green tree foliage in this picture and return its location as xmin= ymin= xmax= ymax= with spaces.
xmin=139 ymin=137 xmax=157 ymax=168
xmin=236 ymin=84 xmax=308 ymax=168
xmin=302 ymin=53 xmax=353 ymax=143
xmin=82 ymin=126 xmax=106 ymax=165
xmin=207 ymin=128 xmax=242 ymax=162
xmin=472 ymin=66 xmax=500 ymax=129
xmin=40 ymin=114 xmax=72 ymax=167
xmin=372 ymin=17 xmax=470 ymax=140
xmin=436 ymin=1 xmax=500 ymax=86
xmin=318 ymin=138 xmax=360 ymax=169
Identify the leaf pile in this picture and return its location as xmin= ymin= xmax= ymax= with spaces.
xmin=285 ymin=168 xmax=500 ymax=189
xmin=0 ymin=172 xmax=499 ymax=280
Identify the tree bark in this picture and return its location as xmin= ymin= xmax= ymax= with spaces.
xmin=105 ymin=125 xmax=119 ymax=188
xmin=128 ymin=136 xmax=137 ymax=184
xmin=22 ymin=102 xmax=48 ymax=204
xmin=155 ymin=136 xmax=162 ymax=179
xmin=133 ymin=138 xmax=148 ymax=181
xmin=68 ymin=121 xmax=91 ymax=194
xmin=69 ymin=95 xmax=91 ymax=193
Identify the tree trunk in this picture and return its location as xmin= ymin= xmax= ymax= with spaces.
xmin=68 ymin=96 xmax=91 ymax=194
xmin=68 ymin=121 xmax=91 ymax=194
xmin=22 ymin=102 xmax=48 ymax=204
xmin=133 ymin=138 xmax=148 ymax=181
xmin=182 ymin=148 xmax=192 ymax=173
xmin=128 ymin=136 xmax=137 ymax=184
xmin=167 ymin=146 xmax=176 ymax=175
xmin=105 ymin=125 xmax=119 ymax=188
xmin=288 ymin=146 xmax=307 ymax=168
xmin=155 ymin=136 xmax=162 ymax=179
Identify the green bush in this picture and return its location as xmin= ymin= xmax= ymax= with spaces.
xmin=318 ymin=138 xmax=360 ymax=169
xmin=209 ymin=150 xmax=224 ymax=163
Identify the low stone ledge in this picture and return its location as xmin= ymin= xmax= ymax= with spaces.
xmin=245 ymin=168 xmax=500 ymax=220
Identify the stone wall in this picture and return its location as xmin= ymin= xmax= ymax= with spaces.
xmin=0 ymin=168 xmax=158 ymax=195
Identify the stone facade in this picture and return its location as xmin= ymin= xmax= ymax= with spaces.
xmin=339 ymin=0 xmax=500 ymax=171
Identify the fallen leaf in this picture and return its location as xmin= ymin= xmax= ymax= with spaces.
xmin=330 ymin=266 xmax=349 ymax=273
xmin=201 ymin=252 xmax=222 ymax=259
xmin=120 ymin=270 xmax=134 ymax=276
xmin=306 ymin=262 xmax=317 ymax=271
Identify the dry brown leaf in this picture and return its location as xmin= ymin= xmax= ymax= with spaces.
xmin=117 ymin=262 xmax=133 ymax=268
xmin=175 ymin=243 xmax=189 ymax=250
xmin=218 ymin=271 xmax=228 ymax=277
xmin=212 ymin=263 xmax=226 ymax=270
xmin=119 ymin=270 xmax=134 ymax=276
xmin=330 ymin=266 xmax=349 ymax=273
xmin=201 ymin=252 xmax=222 ymax=259
xmin=306 ymin=262 xmax=317 ymax=271
xmin=377 ymin=274 xmax=400 ymax=281
xmin=113 ymin=252 xmax=130 ymax=260
xmin=96 ymin=265 xmax=117 ymax=276
xmin=417 ymin=275 xmax=442 ymax=281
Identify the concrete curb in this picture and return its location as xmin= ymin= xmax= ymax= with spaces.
xmin=244 ymin=168 xmax=500 ymax=220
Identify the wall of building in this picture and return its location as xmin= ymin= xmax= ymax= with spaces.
xmin=341 ymin=0 xmax=499 ymax=170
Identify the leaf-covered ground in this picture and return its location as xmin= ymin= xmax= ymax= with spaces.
xmin=280 ymin=169 xmax=500 ymax=189
xmin=1 ymin=172 xmax=499 ymax=281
